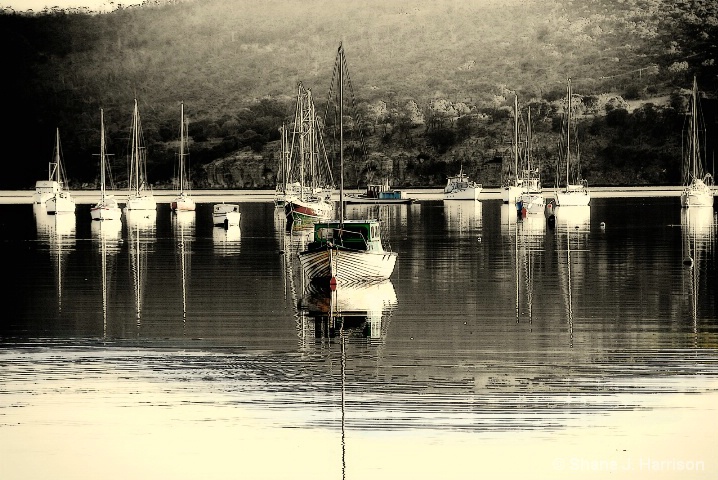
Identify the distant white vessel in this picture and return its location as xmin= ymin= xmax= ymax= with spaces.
xmin=38 ymin=129 xmax=76 ymax=214
xmin=680 ymin=77 xmax=714 ymax=208
xmin=555 ymin=78 xmax=591 ymax=207
xmin=125 ymin=99 xmax=157 ymax=211
xmin=91 ymin=109 xmax=122 ymax=221
xmin=443 ymin=168 xmax=481 ymax=200
xmin=516 ymin=104 xmax=544 ymax=214
xmin=171 ymin=102 xmax=196 ymax=212
xmin=213 ymin=203 xmax=241 ymax=228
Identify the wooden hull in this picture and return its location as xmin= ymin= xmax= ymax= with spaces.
xmin=343 ymin=194 xmax=415 ymax=205
xmin=298 ymin=246 xmax=397 ymax=284
xmin=285 ymin=198 xmax=333 ymax=224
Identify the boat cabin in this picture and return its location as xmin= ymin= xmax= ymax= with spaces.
xmin=364 ymin=183 xmax=405 ymax=200
xmin=34 ymin=180 xmax=61 ymax=195
xmin=310 ymin=219 xmax=384 ymax=252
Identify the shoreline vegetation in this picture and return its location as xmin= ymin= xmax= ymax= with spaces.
xmin=2 ymin=1 xmax=717 ymax=191
xmin=2 ymin=186 xmax=692 ymax=205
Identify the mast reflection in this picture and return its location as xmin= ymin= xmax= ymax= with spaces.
xmin=91 ymin=218 xmax=122 ymax=339
xmin=126 ymin=210 xmax=156 ymax=328
xmin=173 ymin=210 xmax=195 ymax=325
xmin=554 ymin=206 xmax=590 ymax=348
xmin=34 ymin=204 xmax=76 ymax=314
xmin=680 ymin=207 xmax=715 ymax=346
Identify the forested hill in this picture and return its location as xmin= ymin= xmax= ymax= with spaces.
xmin=1 ymin=0 xmax=716 ymax=189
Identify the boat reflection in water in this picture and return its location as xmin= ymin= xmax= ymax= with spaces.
xmin=681 ymin=206 xmax=715 ymax=345
xmin=212 ymin=225 xmax=241 ymax=256
xmin=554 ymin=205 xmax=591 ymax=348
xmin=126 ymin=210 xmax=156 ymax=327
xmin=34 ymin=204 xmax=76 ymax=314
xmin=298 ymin=279 xmax=397 ymax=341
xmin=91 ymin=218 xmax=122 ymax=338
xmin=173 ymin=210 xmax=195 ymax=324
xmin=443 ymin=199 xmax=482 ymax=234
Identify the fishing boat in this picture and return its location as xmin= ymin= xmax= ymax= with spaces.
xmin=555 ymin=78 xmax=590 ymax=207
xmin=38 ymin=129 xmax=76 ymax=214
xmin=91 ymin=109 xmax=122 ymax=221
xmin=125 ymin=99 xmax=157 ymax=211
xmin=171 ymin=102 xmax=196 ymax=212
xmin=343 ymin=179 xmax=416 ymax=204
xmin=680 ymin=77 xmax=714 ymax=208
xmin=443 ymin=168 xmax=481 ymax=200
xmin=298 ymin=44 xmax=398 ymax=286
xmin=213 ymin=203 xmax=241 ymax=228
xmin=283 ymin=83 xmax=335 ymax=225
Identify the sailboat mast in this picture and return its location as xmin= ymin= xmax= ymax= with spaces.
xmin=100 ymin=109 xmax=106 ymax=200
xmin=566 ymin=78 xmax=572 ymax=187
xmin=691 ymin=76 xmax=699 ymax=178
xmin=339 ymin=44 xmax=345 ymax=227
xmin=514 ymin=95 xmax=519 ymax=179
xmin=54 ymin=128 xmax=61 ymax=184
xmin=180 ymin=102 xmax=185 ymax=192
xmin=527 ymin=107 xmax=532 ymax=172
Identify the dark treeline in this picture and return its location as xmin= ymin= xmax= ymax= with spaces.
xmin=1 ymin=0 xmax=716 ymax=189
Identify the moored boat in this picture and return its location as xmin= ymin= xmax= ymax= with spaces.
xmin=125 ymin=99 xmax=157 ymax=211
xmin=171 ymin=102 xmax=196 ymax=212
xmin=680 ymin=77 xmax=714 ymax=208
xmin=298 ymin=44 xmax=398 ymax=286
xmin=443 ymin=168 xmax=481 ymax=200
xmin=213 ymin=203 xmax=241 ymax=228
xmin=283 ymin=82 xmax=335 ymax=225
xmin=344 ymin=179 xmax=416 ymax=204
xmin=91 ymin=109 xmax=122 ymax=222
xmin=41 ymin=129 xmax=76 ymax=214
xmin=555 ymin=78 xmax=591 ymax=207
xmin=298 ymin=219 xmax=397 ymax=285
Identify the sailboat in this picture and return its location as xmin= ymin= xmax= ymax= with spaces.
xmin=125 ymin=99 xmax=157 ymax=211
xmin=90 ymin=109 xmax=122 ymax=221
xmin=502 ymin=95 xmax=523 ymax=205
xmin=274 ymin=124 xmax=302 ymax=207
xmin=680 ymin=77 xmax=714 ymax=208
xmin=298 ymin=44 xmax=397 ymax=285
xmin=555 ymin=78 xmax=590 ymax=207
xmin=283 ymin=82 xmax=335 ymax=226
xmin=171 ymin=102 xmax=196 ymax=212
xmin=40 ymin=129 xmax=76 ymax=214
xmin=516 ymin=106 xmax=544 ymax=214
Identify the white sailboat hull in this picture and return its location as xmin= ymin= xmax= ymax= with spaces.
xmin=46 ymin=193 xmax=76 ymax=214
xmin=298 ymin=247 xmax=397 ymax=284
xmin=680 ymin=180 xmax=713 ymax=207
xmin=555 ymin=187 xmax=591 ymax=207
xmin=91 ymin=197 xmax=121 ymax=221
xmin=126 ymin=194 xmax=157 ymax=211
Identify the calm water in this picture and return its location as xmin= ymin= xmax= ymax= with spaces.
xmin=1 ymin=198 xmax=717 ymax=479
